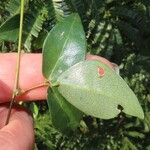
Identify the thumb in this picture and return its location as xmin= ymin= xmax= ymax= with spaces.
xmin=0 ymin=104 xmax=34 ymax=150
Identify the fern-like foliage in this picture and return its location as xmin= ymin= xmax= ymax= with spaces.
xmin=23 ymin=1 xmax=48 ymax=51
xmin=6 ymin=0 xmax=29 ymax=16
xmin=0 ymin=14 xmax=20 ymax=42
xmin=52 ymin=0 xmax=64 ymax=21
xmin=0 ymin=0 xmax=71 ymax=51
xmin=6 ymin=0 xmax=21 ymax=15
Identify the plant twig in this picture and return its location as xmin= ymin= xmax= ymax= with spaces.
xmin=20 ymin=81 xmax=50 ymax=95
xmin=5 ymin=0 xmax=25 ymax=125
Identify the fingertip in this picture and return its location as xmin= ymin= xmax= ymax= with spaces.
xmin=86 ymin=54 xmax=114 ymax=69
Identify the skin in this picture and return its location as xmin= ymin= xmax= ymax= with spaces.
xmin=0 ymin=53 xmax=114 ymax=150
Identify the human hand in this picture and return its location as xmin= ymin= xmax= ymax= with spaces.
xmin=0 ymin=53 xmax=115 ymax=150
xmin=0 ymin=104 xmax=34 ymax=150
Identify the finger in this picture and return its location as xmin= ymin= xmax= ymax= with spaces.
xmin=86 ymin=54 xmax=114 ymax=69
xmin=0 ymin=53 xmax=114 ymax=103
xmin=0 ymin=53 xmax=47 ymax=102
xmin=0 ymin=104 xmax=34 ymax=150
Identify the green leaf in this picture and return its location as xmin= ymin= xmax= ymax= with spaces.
xmin=0 ymin=15 xmax=20 ymax=42
xmin=144 ymin=112 xmax=150 ymax=130
xmin=121 ymin=137 xmax=137 ymax=150
xmin=6 ymin=0 xmax=21 ymax=16
xmin=126 ymin=131 xmax=145 ymax=139
xmin=23 ymin=6 xmax=48 ymax=51
xmin=0 ymin=5 xmax=48 ymax=51
xmin=32 ymin=29 xmax=48 ymax=49
xmin=47 ymin=87 xmax=83 ymax=133
xmin=42 ymin=13 xmax=86 ymax=83
xmin=30 ymin=102 xmax=39 ymax=119
xmin=51 ymin=0 xmax=64 ymax=22
xmin=57 ymin=60 xmax=144 ymax=119
xmin=6 ymin=0 xmax=29 ymax=16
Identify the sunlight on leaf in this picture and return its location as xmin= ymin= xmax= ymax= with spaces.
xmin=42 ymin=13 xmax=86 ymax=83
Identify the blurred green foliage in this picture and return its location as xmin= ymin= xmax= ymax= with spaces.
xmin=0 ymin=0 xmax=150 ymax=149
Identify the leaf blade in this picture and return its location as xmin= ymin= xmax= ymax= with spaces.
xmin=57 ymin=60 xmax=144 ymax=119
xmin=0 ymin=15 xmax=20 ymax=42
xmin=47 ymin=87 xmax=83 ymax=133
xmin=42 ymin=13 xmax=86 ymax=83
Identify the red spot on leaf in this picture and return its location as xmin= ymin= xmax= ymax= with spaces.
xmin=98 ymin=67 xmax=105 ymax=77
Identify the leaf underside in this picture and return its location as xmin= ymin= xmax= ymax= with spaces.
xmin=57 ymin=60 xmax=144 ymax=119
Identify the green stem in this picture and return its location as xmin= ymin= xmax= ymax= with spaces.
xmin=5 ymin=0 xmax=25 ymax=125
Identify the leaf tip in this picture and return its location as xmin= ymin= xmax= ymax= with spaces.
xmin=123 ymin=104 xmax=144 ymax=120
